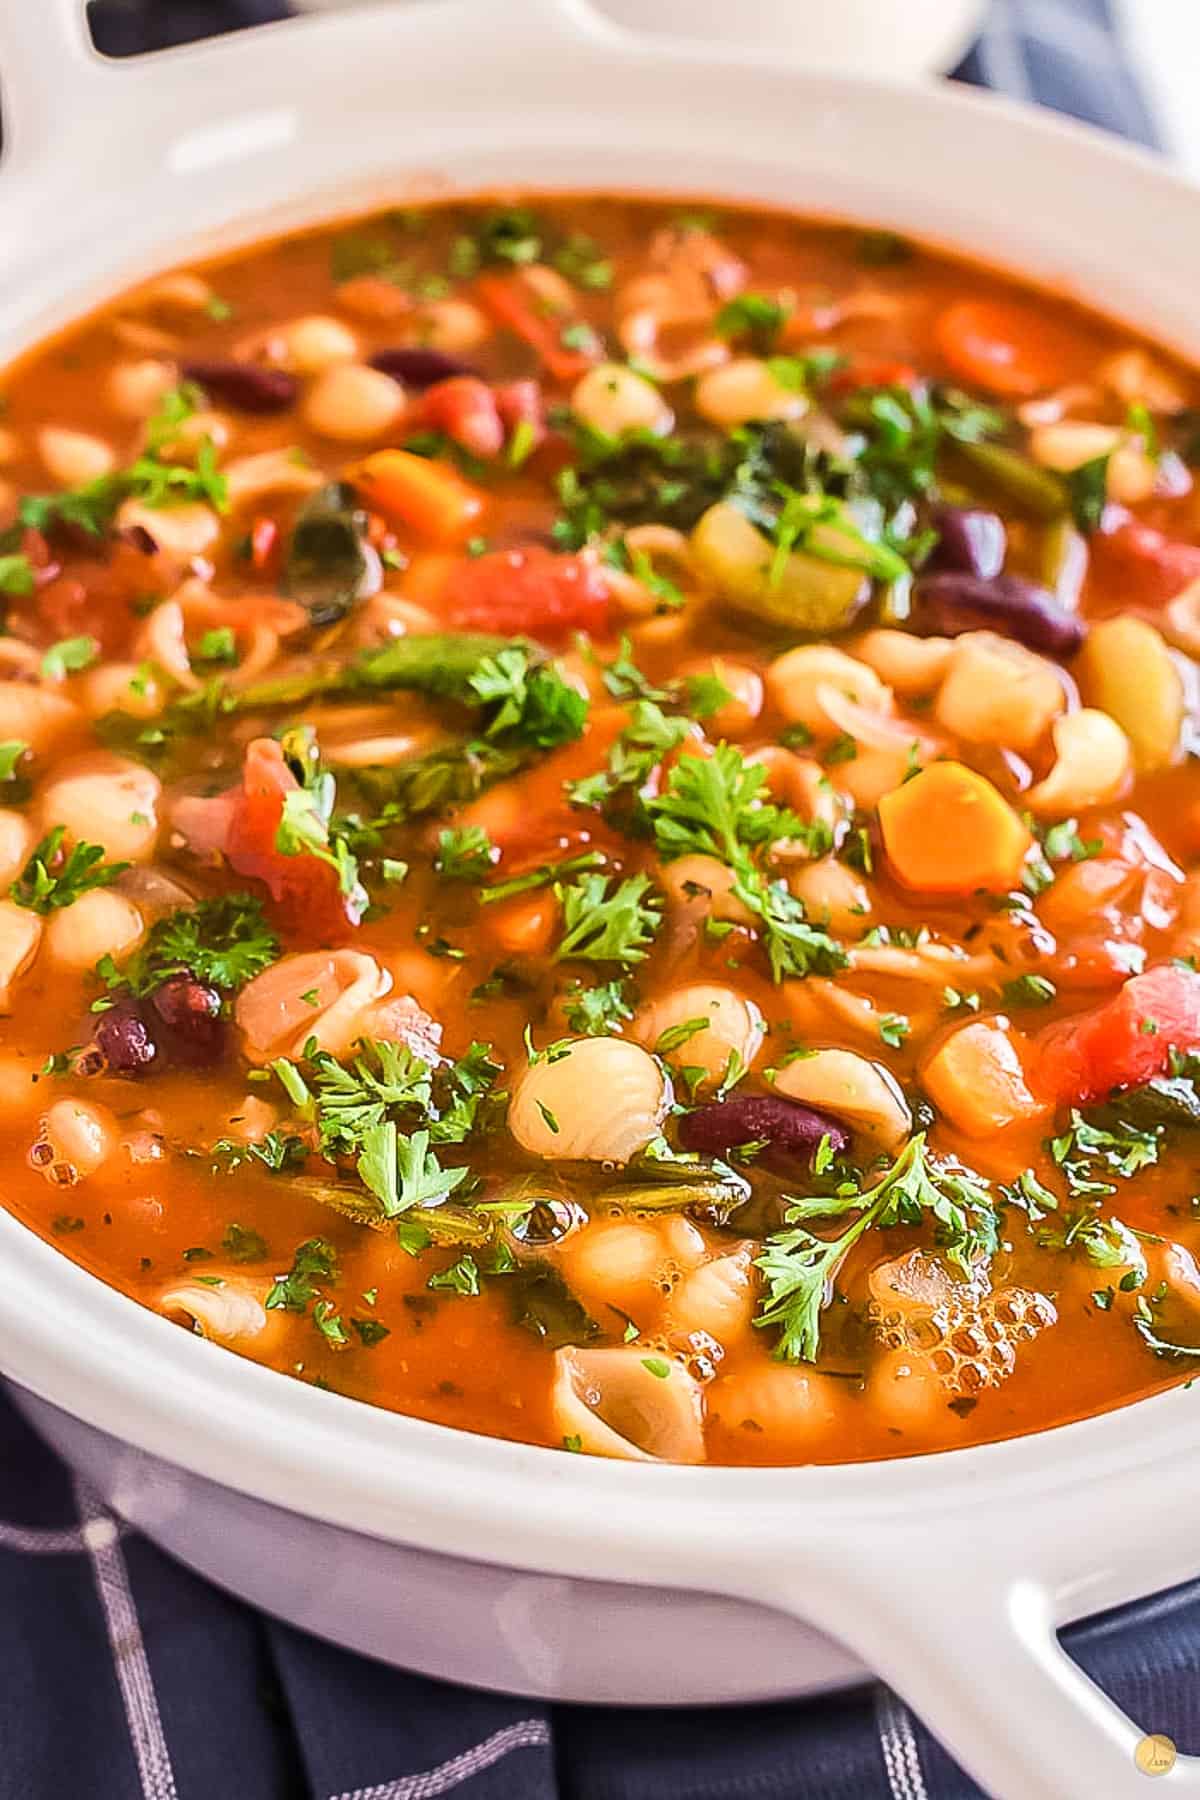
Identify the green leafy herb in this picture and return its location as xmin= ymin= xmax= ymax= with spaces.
xmin=1064 ymin=454 xmax=1111 ymax=535
xmin=40 ymin=635 xmax=98 ymax=681
xmin=562 ymin=976 xmax=635 ymax=1035
xmin=435 ymin=824 xmax=496 ymax=883
xmin=1001 ymin=974 xmax=1057 ymax=1009
xmin=0 ymin=553 xmax=34 ymax=595
xmin=427 ymin=1253 xmax=481 ymax=1297
xmin=266 ymin=1238 xmax=338 ymax=1313
xmin=715 ymin=292 xmax=791 ymax=353
xmin=755 ymin=1133 xmax=997 ymax=1362
xmin=555 ymin=869 xmax=662 ymax=966
xmin=11 ymin=827 xmax=128 ymax=915
xmin=100 ymin=893 xmax=280 ymax=997
xmin=220 ymin=1223 xmax=269 ymax=1263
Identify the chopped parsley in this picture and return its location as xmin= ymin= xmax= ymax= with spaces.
xmin=98 ymin=893 xmax=280 ymax=997
xmin=755 ymin=1133 xmax=998 ymax=1362
xmin=555 ymin=869 xmax=662 ymax=966
xmin=435 ymin=824 xmax=496 ymax=882
xmin=11 ymin=827 xmax=128 ymax=915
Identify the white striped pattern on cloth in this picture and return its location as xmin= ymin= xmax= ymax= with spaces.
xmin=0 ymin=1514 xmax=123 ymax=1556
xmin=73 ymin=1478 xmax=180 ymax=1800
xmin=875 ymin=1685 xmax=931 ymax=1800
xmin=328 ymin=1719 xmax=553 ymax=1800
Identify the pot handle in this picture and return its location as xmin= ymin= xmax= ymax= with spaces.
xmin=760 ymin=1546 xmax=1200 ymax=1799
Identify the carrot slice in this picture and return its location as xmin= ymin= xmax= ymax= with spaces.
xmin=923 ymin=1020 xmax=1047 ymax=1137
xmin=935 ymin=299 xmax=1078 ymax=397
xmin=349 ymin=450 xmax=485 ymax=545
xmin=878 ymin=760 xmax=1031 ymax=893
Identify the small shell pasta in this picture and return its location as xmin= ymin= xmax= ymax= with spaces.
xmin=508 ymin=1037 xmax=670 ymax=1163
xmin=1024 ymin=708 xmax=1132 ymax=816
xmin=773 ymin=1047 xmax=911 ymax=1151
xmin=160 ymin=1277 xmax=271 ymax=1345
xmin=551 ymin=1345 xmax=706 ymax=1463
xmin=632 ymin=983 xmax=764 ymax=1089
xmin=766 ymin=645 xmax=891 ymax=735
xmin=37 ymin=755 xmax=161 ymax=864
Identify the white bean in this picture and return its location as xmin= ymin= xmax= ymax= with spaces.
xmin=0 ymin=901 xmax=41 ymax=1008
xmin=659 ymin=852 xmax=755 ymax=928
xmin=1025 ymin=708 xmax=1132 ymax=816
xmin=108 ymin=358 xmax=178 ymax=420
xmin=694 ymin=356 xmax=808 ymax=427
xmin=302 ymin=364 xmax=404 ymax=441
xmin=38 ymin=427 xmax=116 ymax=488
xmin=570 ymin=362 xmax=672 ymax=438
xmin=36 ymin=1097 xmax=117 ymax=1178
xmin=277 ymin=314 xmax=359 ymax=374
xmin=934 ymin=631 xmax=1064 ymax=752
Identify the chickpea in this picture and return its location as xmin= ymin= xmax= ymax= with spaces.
xmin=45 ymin=889 xmax=144 ymax=973
xmin=570 ymin=362 xmax=672 ymax=438
xmin=659 ymin=852 xmax=755 ymax=928
xmin=694 ymin=356 xmax=808 ymax=428
xmin=38 ymin=427 xmax=116 ymax=488
xmin=277 ymin=314 xmax=359 ymax=374
xmin=788 ymin=859 xmax=871 ymax=934
xmin=38 ymin=754 xmax=162 ymax=864
xmin=557 ymin=1217 xmax=674 ymax=1316
xmin=302 ymin=363 xmax=405 ymax=441
xmin=0 ymin=809 xmax=34 ymax=886
xmin=35 ymin=1097 xmax=117 ymax=1179
xmin=508 ymin=1036 xmax=670 ymax=1163
xmin=679 ymin=656 xmax=763 ymax=737
xmin=108 ymin=358 xmax=178 ymax=420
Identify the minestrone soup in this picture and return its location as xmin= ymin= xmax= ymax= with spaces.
xmin=3 ymin=196 xmax=1200 ymax=1465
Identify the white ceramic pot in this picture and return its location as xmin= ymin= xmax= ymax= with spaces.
xmin=2 ymin=5 xmax=1200 ymax=1796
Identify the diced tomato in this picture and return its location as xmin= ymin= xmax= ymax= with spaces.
xmin=444 ymin=546 xmax=612 ymax=642
xmin=495 ymin=379 xmax=546 ymax=441
xmin=416 ymin=377 xmax=505 ymax=459
xmin=1034 ymin=963 xmax=1200 ymax=1106
xmin=1091 ymin=518 xmax=1200 ymax=607
xmin=224 ymin=739 xmax=359 ymax=939
xmin=475 ymin=272 xmax=600 ymax=383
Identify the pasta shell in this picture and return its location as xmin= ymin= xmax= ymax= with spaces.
xmin=508 ymin=1037 xmax=670 ymax=1163
xmin=552 ymin=1346 xmax=706 ymax=1463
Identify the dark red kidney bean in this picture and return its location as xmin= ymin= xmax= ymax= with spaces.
xmin=95 ymin=1002 xmax=158 ymax=1075
xmin=148 ymin=975 xmax=226 ymax=1067
xmin=915 ymin=571 xmax=1086 ymax=657
xmin=181 ymin=360 xmax=298 ymax=414
xmin=678 ymin=1093 xmax=850 ymax=1164
xmin=926 ymin=505 xmax=1006 ymax=581
xmin=368 ymin=347 xmax=482 ymax=388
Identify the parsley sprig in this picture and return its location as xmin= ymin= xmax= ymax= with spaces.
xmin=647 ymin=744 xmax=845 ymax=981
xmin=755 ymin=1133 xmax=998 ymax=1362
xmin=11 ymin=827 xmax=129 ymax=915
xmin=97 ymin=893 xmax=280 ymax=999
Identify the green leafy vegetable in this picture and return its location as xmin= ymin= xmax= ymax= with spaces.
xmin=555 ymin=870 xmax=662 ymax=966
xmin=11 ymin=827 xmax=128 ymax=915
xmin=99 ymin=893 xmax=280 ymax=997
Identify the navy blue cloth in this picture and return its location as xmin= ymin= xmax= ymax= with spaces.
xmin=3 ymin=4 xmax=1174 ymax=1798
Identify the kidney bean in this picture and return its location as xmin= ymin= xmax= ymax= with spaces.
xmin=181 ymin=360 xmax=298 ymax=414
xmin=368 ymin=347 xmax=482 ymax=388
xmin=915 ymin=570 xmax=1086 ymax=656
xmin=149 ymin=975 xmax=226 ymax=1068
xmin=926 ymin=505 xmax=1006 ymax=580
xmin=95 ymin=1001 xmax=158 ymax=1075
xmin=678 ymin=1092 xmax=850 ymax=1165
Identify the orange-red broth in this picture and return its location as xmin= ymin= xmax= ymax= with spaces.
xmin=0 ymin=196 xmax=1198 ymax=1466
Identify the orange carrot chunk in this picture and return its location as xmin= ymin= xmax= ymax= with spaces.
xmin=922 ymin=1019 xmax=1048 ymax=1137
xmin=349 ymin=450 xmax=485 ymax=545
xmin=935 ymin=299 xmax=1079 ymax=397
xmin=878 ymin=760 xmax=1031 ymax=894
